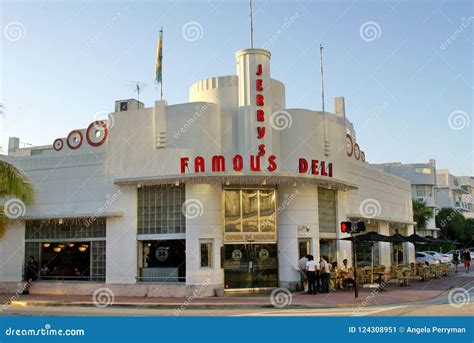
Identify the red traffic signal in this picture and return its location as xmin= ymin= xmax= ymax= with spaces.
xmin=340 ymin=221 xmax=352 ymax=233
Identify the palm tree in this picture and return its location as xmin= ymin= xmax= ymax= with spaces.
xmin=0 ymin=160 xmax=34 ymax=238
xmin=412 ymin=199 xmax=433 ymax=233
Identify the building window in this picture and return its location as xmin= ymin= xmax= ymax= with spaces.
xmin=200 ymin=240 xmax=213 ymax=268
xmin=137 ymin=185 xmax=185 ymax=235
xmin=24 ymin=219 xmax=106 ymax=282
xmin=26 ymin=218 xmax=106 ymax=240
xmin=356 ymin=242 xmax=379 ymax=267
xmin=318 ymin=188 xmax=337 ymax=233
xmin=138 ymin=239 xmax=186 ymax=282
xmin=319 ymin=239 xmax=337 ymax=263
xmin=415 ymin=168 xmax=432 ymax=174
xmin=415 ymin=185 xmax=432 ymax=197
xmin=298 ymin=239 xmax=312 ymax=259
xmin=223 ymin=188 xmax=276 ymax=242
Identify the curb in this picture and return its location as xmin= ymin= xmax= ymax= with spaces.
xmin=6 ymin=278 xmax=472 ymax=310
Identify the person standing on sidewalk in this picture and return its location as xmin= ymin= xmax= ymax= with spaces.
xmin=462 ymin=248 xmax=471 ymax=273
xmin=319 ymin=256 xmax=331 ymax=293
xmin=452 ymin=250 xmax=460 ymax=273
xmin=298 ymin=254 xmax=308 ymax=293
xmin=305 ymin=255 xmax=318 ymax=295
xmin=21 ymin=256 xmax=38 ymax=295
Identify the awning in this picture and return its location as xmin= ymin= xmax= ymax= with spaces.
xmin=346 ymin=213 xmax=416 ymax=225
xmin=19 ymin=211 xmax=124 ymax=220
xmin=114 ymin=172 xmax=358 ymax=191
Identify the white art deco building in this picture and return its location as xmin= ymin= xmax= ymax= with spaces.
xmin=1 ymin=48 xmax=415 ymax=296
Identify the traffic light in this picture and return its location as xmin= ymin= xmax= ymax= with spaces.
xmin=355 ymin=220 xmax=366 ymax=232
xmin=340 ymin=221 xmax=352 ymax=233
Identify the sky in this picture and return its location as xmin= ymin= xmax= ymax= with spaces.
xmin=1 ymin=0 xmax=472 ymax=175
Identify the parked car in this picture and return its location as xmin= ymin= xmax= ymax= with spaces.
xmin=422 ymin=251 xmax=451 ymax=263
xmin=416 ymin=252 xmax=440 ymax=265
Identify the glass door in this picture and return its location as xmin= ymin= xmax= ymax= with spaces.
xmin=223 ymin=243 xmax=278 ymax=289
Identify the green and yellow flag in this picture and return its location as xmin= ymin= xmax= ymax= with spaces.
xmin=154 ymin=28 xmax=163 ymax=98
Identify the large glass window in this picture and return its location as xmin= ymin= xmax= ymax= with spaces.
xmin=319 ymin=239 xmax=337 ymax=264
xmin=200 ymin=240 xmax=213 ymax=268
xmin=223 ymin=188 xmax=276 ymax=242
xmin=24 ymin=219 xmax=106 ymax=282
xmin=318 ymin=188 xmax=337 ymax=233
xmin=137 ymin=185 xmax=185 ymax=235
xmin=138 ymin=239 xmax=186 ymax=282
xmin=298 ymin=239 xmax=311 ymax=259
xmin=242 ymin=190 xmax=259 ymax=232
xmin=223 ymin=243 xmax=278 ymax=289
xmin=356 ymin=242 xmax=379 ymax=267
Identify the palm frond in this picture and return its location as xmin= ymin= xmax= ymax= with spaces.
xmin=0 ymin=160 xmax=34 ymax=204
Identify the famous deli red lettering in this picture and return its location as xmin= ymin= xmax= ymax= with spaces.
xmin=178 ymin=63 xmax=334 ymax=178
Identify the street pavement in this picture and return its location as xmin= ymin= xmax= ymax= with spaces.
xmin=0 ymin=273 xmax=472 ymax=317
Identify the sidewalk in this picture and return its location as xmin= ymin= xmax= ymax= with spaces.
xmin=1 ymin=274 xmax=473 ymax=310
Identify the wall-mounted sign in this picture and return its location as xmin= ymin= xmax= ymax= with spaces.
xmin=258 ymin=248 xmax=269 ymax=260
xmin=297 ymin=225 xmax=311 ymax=237
xmin=232 ymin=249 xmax=242 ymax=261
xmin=155 ymin=247 xmax=169 ymax=261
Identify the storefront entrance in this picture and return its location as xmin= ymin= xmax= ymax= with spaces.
xmin=223 ymin=243 xmax=278 ymax=289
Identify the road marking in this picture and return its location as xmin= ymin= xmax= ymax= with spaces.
xmin=233 ymin=306 xmax=406 ymax=317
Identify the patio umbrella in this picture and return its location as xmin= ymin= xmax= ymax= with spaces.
xmin=407 ymin=233 xmax=430 ymax=244
xmin=341 ymin=231 xmax=390 ymax=284
xmin=341 ymin=231 xmax=390 ymax=242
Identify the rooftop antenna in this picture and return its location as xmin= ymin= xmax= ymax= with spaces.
xmin=320 ymin=44 xmax=325 ymax=112
xmin=128 ymin=81 xmax=148 ymax=107
xmin=249 ymin=0 xmax=254 ymax=48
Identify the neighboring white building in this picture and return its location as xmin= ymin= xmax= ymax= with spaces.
xmin=372 ymin=160 xmax=439 ymax=238
xmin=0 ymin=48 xmax=415 ymax=297
xmin=458 ymin=176 xmax=474 ymax=219
xmin=436 ymin=170 xmax=473 ymax=217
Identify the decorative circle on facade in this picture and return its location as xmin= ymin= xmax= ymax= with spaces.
xmin=361 ymin=151 xmax=365 ymax=162
xmin=86 ymin=120 xmax=109 ymax=147
xmin=155 ymin=247 xmax=169 ymax=261
xmin=353 ymin=143 xmax=361 ymax=160
xmin=346 ymin=133 xmax=354 ymax=157
xmin=66 ymin=130 xmax=83 ymax=150
xmin=53 ymin=138 xmax=64 ymax=151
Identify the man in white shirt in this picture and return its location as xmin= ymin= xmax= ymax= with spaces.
xmin=319 ymin=256 xmax=330 ymax=293
xmin=305 ymin=255 xmax=318 ymax=295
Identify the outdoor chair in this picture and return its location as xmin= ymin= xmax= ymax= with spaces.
xmin=416 ymin=264 xmax=430 ymax=281
xmin=395 ymin=269 xmax=409 ymax=286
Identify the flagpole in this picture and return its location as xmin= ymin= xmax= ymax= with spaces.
xmin=320 ymin=44 xmax=325 ymax=112
xmin=160 ymin=27 xmax=163 ymax=100
xmin=249 ymin=0 xmax=254 ymax=48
